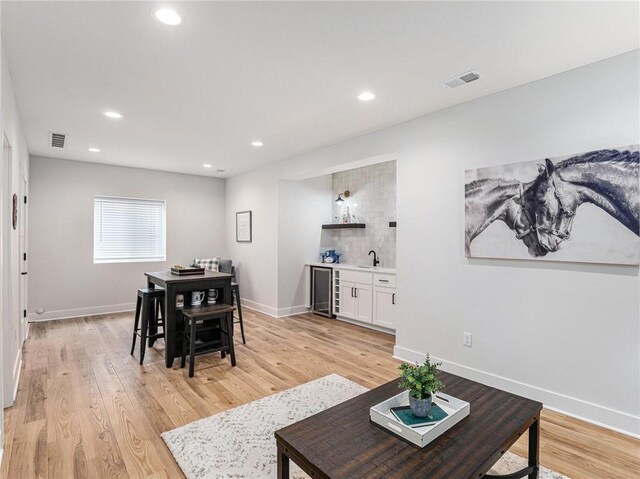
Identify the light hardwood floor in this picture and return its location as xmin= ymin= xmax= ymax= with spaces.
xmin=2 ymin=309 xmax=638 ymax=478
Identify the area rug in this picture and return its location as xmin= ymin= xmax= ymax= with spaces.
xmin=162 ymin=374 xmax=569 ymax=479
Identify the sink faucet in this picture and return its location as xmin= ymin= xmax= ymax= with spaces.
xmin=368 ymin=250 xmax=380 ymax=267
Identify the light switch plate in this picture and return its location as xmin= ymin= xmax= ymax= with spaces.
xmin=463 ymin=332 xmax=472 ymax=347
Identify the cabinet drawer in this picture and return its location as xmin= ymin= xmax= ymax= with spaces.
xmin=340 ymin=269 xmax=373 ymax=285
xmin=373 ymin=273 xmax=396 ymax=288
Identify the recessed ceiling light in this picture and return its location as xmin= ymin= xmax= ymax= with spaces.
xmin=203 ymin=164 xmax=212 ymax=168
xmin=88 ymin=147 xmax=101 ymax=153
xmin=103 ymin=111 xmax=123 ymax=119
xmin=154 ymin=8 xmax=182 ymax=26
xmin=358 ymin=91 xmax=375 ymax=102
xmin=251 ymin=141 xmax=264 ymax=147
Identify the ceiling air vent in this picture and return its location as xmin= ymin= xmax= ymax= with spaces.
xmin=442 ymin=71 xmax=480 ymax=89
xmin=49 ymin=131 xmax=67 ymax=148
xmin=215 ymin=169 xmax=226 ymax=173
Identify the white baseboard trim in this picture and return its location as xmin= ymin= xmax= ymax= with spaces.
xmin=27 ymin=303 xmax=136 ymax=322
xmin=240 ymin=299 xmax=309 ymax=318
xmin=12 ymin=354 xmax=22 ymax=404
xmin=240 ymin=298 xmax=279 ymax=317
xmin=394 ymin=345 xmax=640 ymax=438
xmin=276 ymin=305 xmax=309 ymax=317
xmin=336 ymin=316 xmax=396 ymax=335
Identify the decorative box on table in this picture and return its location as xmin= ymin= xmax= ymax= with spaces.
xmin=170 ymin=266 xmax=205 ymax=276
xmin=369 ymin=390 xmax=470 ymax=448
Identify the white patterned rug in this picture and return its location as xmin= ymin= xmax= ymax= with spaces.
xmin=162 ymin=374 xmax=569 ymax=479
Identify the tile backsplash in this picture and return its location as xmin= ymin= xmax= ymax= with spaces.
xmin=328 ymin=160 xmax=396 ymax=267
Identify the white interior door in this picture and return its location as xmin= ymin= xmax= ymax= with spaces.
xmin=0 ymin=126 xmax=4 ymax=446
xmin=19 ymin=175 xmax=27 ymax=343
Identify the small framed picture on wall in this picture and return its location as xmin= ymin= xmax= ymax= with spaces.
xmin=236 ymin=210 xmax=252 ymax=242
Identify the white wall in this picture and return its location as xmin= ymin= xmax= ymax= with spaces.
xmin=225 ymin=166 xmax=280 ymax=314
xmin=277 ymin=175 xmax=332 ymax=315
xmin=28 ymin=156 xmax=226 ymax=320
xmin=224 ymin=51 xmax=640 ymax=435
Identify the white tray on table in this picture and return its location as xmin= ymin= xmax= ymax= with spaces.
xmin=369 ymin=390 xmax=470 ymax=448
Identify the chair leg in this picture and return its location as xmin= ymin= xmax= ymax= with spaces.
xmin=180 ymin=316 xmax=188 ymax=369
xmin=147 ymin=299 xmax=160 ymax=347
xmin=188 ymin=316 xmax=197 ymax=377
xmin=158 ymin=299 xmax=164 ymax=332
xmin=227 ymin=313 xmax=236 ymax=367
xmin=234 ymin=286 xmax=246 ymax=344
xmin=218 ymin=315 xmax=226 ymax=358
xmin=140 ymin=296 xmax=150 ymax=365
xmin=131 ymin=296 xmax=142 ymax=355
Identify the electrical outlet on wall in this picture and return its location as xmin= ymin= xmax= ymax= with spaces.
xmin=463 ymin=332 xmax=472 ymax=347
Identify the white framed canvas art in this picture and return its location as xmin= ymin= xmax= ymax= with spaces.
xmin=465 ymin=145 xmax=639 ymax=265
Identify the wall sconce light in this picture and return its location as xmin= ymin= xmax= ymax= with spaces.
xmin=335 ymin=190 xmax=350 ymax=203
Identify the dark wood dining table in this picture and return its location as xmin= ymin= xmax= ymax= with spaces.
xmin=145 ymin=270 xmax=234 ymax=368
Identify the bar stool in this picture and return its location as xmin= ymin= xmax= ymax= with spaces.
xmin=212 ymin=260 xmax=246 ymax=344
xmin=130 ymin=288 xmax=165 ymax=364
xmin=180 ymin=304 xmax=236 ymax=377
xmin=231 ymin=281 xmax=246 ymax=344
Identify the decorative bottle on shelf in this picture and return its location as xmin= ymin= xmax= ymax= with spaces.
xmin=343 ymin=207 xmax=351 ymax=224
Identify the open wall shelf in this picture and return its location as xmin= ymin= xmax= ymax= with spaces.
xmin=322 ymin=223 xmax=366 ymax=230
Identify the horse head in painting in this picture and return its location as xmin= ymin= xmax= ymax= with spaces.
xmin=465 ymin=178 xmax=547 ymax=258
xmin=527 ymin=149 xmax=639 ymax=252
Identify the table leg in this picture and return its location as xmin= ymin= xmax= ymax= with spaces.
xmin=528 ymin=415 xmax=540 ymax=479
xmin=164 ymin=285 xmax=177 ymax=368
xmin=484 ymin=414 xmax=540 ymax=479
xmin=277 ymin=446 xmax=289 ymax=479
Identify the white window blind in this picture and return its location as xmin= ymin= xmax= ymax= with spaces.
xmin=94 ymin=196 xmax=166 ymax=263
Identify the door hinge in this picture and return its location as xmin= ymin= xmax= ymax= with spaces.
xmin=23 ymin=310 xmax=26 ymax=318
xmin=23 ymin=195 xmax=27 ymax=204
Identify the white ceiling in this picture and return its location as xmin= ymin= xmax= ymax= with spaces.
xmin=2 ymin=2 xmax=638 ymax=178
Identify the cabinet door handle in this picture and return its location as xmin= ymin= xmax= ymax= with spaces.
xmin=392 ymin=293 xmax=396 ymax=305
xmin=351 ymin=287 xmax=354 ymax=298
xmin=379 ymin=279 xmax=389 ymax=283
xmin=354 ymin=288 xmax=358 ymax=299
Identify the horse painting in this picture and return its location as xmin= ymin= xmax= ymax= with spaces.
xmin=465 ymin=146 xmax=639 ymax=265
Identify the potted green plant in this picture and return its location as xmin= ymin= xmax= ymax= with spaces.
xmin=398 ymin=354 xmax=445 ymax=417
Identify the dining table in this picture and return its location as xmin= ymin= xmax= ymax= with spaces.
xmin=145 ymin=270 xmax=234 ymax=368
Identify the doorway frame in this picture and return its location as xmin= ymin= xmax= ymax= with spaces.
xmin=1 ymin=130 xmax=18 ymax=408
xmin=19 ymin=173 xmax=27 ymax=344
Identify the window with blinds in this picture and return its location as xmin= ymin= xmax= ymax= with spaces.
xmin=94 ymin=196 xmax=166 ymax=263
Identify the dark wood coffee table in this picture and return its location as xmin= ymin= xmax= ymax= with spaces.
xmin=275 ymin=371 xmax=542 ymax=478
